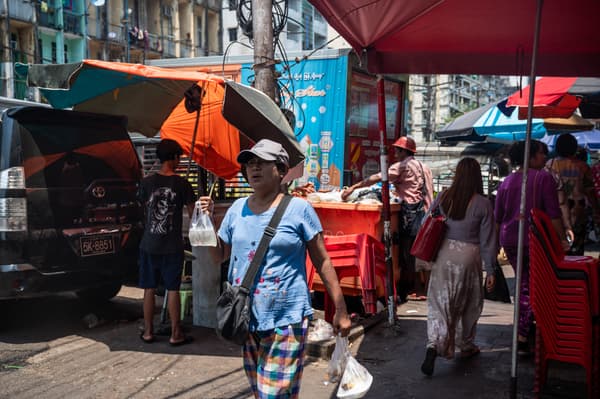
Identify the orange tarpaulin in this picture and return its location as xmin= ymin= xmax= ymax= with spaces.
xmin=160 ymin=81 xmax=241 ymax=179
xmin=23 ymin=60 xmax=242 ymax=179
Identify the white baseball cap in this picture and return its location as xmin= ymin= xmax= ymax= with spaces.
xmin=237 ymin=139 xmax=290 ymax=166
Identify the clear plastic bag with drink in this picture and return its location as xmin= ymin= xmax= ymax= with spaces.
xmin=189 ymin=201 xmax=217 ymax=247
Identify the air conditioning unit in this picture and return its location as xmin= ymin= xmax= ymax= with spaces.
xmin=162 ymin=5 xmax=172 ymax=17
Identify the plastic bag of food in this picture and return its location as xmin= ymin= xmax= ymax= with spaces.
xmin=189 ymin=201 xmax=217 ymax=247
xmin=328 ymin=335 xmax=349 ymax=383
xmin=308 ymin=319 xmax=334 ymax=342
xmin=336 ymin=355 xmax=373 ymax=399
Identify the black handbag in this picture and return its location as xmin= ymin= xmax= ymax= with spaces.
xmin=215 ymin=195 xmax=292 ymax=345
xmin=483 ymin=261 xmax=512 ymax=303
xmin=400 ymin=201 xmax=425 ymax=236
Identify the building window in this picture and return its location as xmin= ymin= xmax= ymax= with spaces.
xmin=228 ymin=0 xmax=237 ymax=10
xmin=228 ymin=28 xmax=237 ymax=42
xmin=302 ymin=13 xmax=313 ymax=50
xmin=64 ymin=44 xmax=68 ymax=63
xmin=51 ymin=42 xmax=57 ymax=63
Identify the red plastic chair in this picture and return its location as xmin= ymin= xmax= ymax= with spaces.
xmin=530 ymin=211 xmax=599 ymax=398
xmin=531 ymin=209 xmax=599 ymax=316
xmin=306 ymin=233 xmax=391 ymax=323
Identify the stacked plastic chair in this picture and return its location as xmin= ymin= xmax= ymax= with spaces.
xmin=529 ymin=209 xmax=599 ymax=398
xmin=306 ymin=233 xmax=390 ymax=323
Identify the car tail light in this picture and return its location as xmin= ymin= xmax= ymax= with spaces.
xmin=0 ymin=166 xmax=27 ymax=232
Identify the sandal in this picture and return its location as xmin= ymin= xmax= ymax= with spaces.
xmin=169 ymin=335 xmax=194 ymax=347
xmin=421 ymin=347 xmax=437 ymax=376
xmin=408 ymin=293 xmax=427 ymax=301
xmin=139 ymin=331 xmax=155 ymax=344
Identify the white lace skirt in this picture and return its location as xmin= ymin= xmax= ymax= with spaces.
xmin=426 ymin=238 xmax=484 ymax=358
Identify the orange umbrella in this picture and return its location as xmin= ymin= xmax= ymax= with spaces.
xmin=18 ymin=60 xmax=241 ymax=179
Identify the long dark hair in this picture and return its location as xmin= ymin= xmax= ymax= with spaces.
xmin=440 ymin=157 xmax=483 ymax=220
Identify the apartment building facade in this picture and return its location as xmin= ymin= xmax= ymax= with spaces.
xmin=221 ymin=0 xmax=327 ymax=57
xmin=0 ymin=0 xmax=223 ymax=99
xmin=408 ymin=74 xmax=518 ymax=143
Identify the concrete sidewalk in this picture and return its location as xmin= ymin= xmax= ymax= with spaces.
xmin=0 ymin=287 xmax=538 ymax=399
xmin=301 ymin=297 xmax=536 ymax=399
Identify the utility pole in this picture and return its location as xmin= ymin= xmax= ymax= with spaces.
xmin=124 ymin=0 xmax=130 ymax=62
xmin=252 ymin=0 xmax=276 ymax=100
xmin=1 ymin=0 xmax=14 ymax=97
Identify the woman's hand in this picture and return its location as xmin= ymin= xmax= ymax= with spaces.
xmin=565 ymin=229 xmax=575 ymax=245
xmin=198 ymin=196 xmax=214 ymax=216
xmin=333 ymin=309 xmax=352 ymax=337
xmin=485 ymin=274 xmax=496 ymax=292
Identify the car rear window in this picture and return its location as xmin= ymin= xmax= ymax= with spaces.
xmin=14 ymin=110 xmax=142 ymax=188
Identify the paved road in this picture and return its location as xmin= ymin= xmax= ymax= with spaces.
xmin=0 ymin=281 xmax=552 ymax=399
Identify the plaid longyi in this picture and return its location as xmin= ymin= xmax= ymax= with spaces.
xmin=242 ymin=318 xmax=308 ymax=399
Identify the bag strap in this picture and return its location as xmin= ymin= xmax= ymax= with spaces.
xmin=239 ymin=194 xmax=292 ymax=292
xmin=415 ymin=160 xmax=427 ymax=197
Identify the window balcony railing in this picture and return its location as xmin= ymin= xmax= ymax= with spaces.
xmin=3 ymin=0 xmax=35 ymax=22
xmin=37 ymin=5 xmax=58 ymax=29
xmin=144 ymin=32 xmax=165 ymax=53
xmin=63 ymin=10 xmax=83 ymax=35
xmin=106 ymin=24 xmax=126 ymax=44
xmin=164 ymin=36 xmax=176 ymax=57
xmin=180 ymin=45 xmax=193 ymax=58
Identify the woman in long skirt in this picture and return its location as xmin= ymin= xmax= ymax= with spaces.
xmin=420 ymin=158 xmax=497 ymax=376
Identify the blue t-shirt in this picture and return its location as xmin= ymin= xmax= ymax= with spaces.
xmin=218 ymin=196 xmax=321 ymax=332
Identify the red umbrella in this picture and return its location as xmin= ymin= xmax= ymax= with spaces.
xmin=507 ymin=77 xmax=600 ymax=119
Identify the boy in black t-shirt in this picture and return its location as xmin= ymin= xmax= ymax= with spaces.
xmin=138 ymin=139 xmax=195 ymax=346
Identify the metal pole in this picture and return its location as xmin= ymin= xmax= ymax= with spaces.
xmin=84 ymin=2 xmax=89 ymax=59
xmin=252 ymin=0 xmax=276 ymax=100
xmin=1 ymin=0 xmax=14 ymax=97
xmin=186 ymin=109 xmax=201 ymax=179
xmin=510 ymin=0 xmax=543 ymax=397
xmin=124 ymin=0 xmax=129 ymax=62
xmin=377 ymin=75 xmax=395 ymax=325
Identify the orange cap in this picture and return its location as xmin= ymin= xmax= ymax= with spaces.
xmin=392 ymin=136 xmax=417 ymax=154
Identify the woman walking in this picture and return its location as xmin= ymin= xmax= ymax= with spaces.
xmin=200 ymin=139 xmax=351 ymax=398
xmin=421 ymin=157 xmax=497 ymax=376
xmin=495 ymin=140 xmax=569 ymax=354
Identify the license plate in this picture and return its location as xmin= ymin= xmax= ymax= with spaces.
xmin=80 ymin=235 xmax=115 ymax=257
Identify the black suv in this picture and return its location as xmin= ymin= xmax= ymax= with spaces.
xmin=0 ymin=107 xmax=143 ymax=301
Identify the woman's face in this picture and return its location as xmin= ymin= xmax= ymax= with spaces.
xmin=529 ymin=147 xmax=547 ymax=169
xmin=244 ymin=157 xmax=281 ymax=189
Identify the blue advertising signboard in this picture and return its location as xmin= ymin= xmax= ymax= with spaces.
xmin=241 ymin=55 xmax=349 ymax=190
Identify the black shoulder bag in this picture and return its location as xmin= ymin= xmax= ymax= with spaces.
xmin=215 ymin=194 xmax=292 ymax=345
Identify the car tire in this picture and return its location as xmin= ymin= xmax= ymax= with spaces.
xmin=76 ymin=282 xmax=122 ymax=303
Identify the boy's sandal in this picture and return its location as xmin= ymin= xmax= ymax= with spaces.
xmin=139 ymin=332 xmax=155 ymax=344
xmin=169 ymin=335 xmax=194 ymax=347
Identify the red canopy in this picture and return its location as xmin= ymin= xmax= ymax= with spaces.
xmin=309 ymin=0 xmax=600 ymax=76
